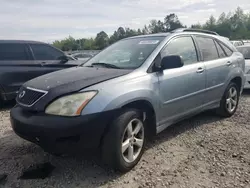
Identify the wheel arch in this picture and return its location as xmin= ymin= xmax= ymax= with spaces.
xmin=230 ymin=76 xmax=242 ymax=91
xmin=121 ymin=99 xmax=157 ymax=136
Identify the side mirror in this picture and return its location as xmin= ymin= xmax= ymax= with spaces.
xmin=160 ymin=55 xmax=184 ymax=70
xmin=58 ymin=55 xmax=69 ymax=63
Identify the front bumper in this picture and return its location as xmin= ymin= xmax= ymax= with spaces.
xmin=10 ymin=106 xmax=118 ymax=153
xmin=244 ymin=74 xmax=250 ymax=89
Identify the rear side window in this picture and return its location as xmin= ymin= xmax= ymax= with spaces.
xmin=30 ymin=44 xmax=64 ymax=60
xmin=0 ymin=43 xmax=30 ymax=60
xmin=219 ymin=42 xmax=233 ymax=56
xmin=196 ymin=37 xmax=218 ymax=61
xmin=214 ymin=41 xmax=227 ymax=58
xmin=161 ymin=36 xmax=198 ymax=65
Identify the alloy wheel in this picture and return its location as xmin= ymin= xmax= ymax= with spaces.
xmin=226 ymin=86 xmax=238 ymax=113
xmin=121 ymin=118 xmax=144 ymax=163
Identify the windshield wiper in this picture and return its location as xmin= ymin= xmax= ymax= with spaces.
xmin=91 ymin=62 xmax=121 ymax=69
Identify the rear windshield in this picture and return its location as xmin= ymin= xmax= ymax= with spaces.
xmin=237 ymin=46 xmax=250 ymax=59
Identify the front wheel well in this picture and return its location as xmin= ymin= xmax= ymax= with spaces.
xmin=122 ymin=100 xmax=157 ymax=136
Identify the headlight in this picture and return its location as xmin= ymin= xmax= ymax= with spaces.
xmin=45 ymin=91 xmax=97 ymax=116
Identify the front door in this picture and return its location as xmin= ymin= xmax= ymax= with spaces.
xmin=157 ymin=36 xmax=206 ymax=127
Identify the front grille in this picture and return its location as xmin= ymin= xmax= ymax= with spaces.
xmin=17 ymin=87 xmax=47 ymax=106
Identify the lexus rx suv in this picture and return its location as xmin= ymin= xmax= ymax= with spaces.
xmin=10 ymin=29 xmax=245 ymax=172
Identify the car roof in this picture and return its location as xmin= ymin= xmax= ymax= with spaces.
xmin=127 ymin=33 xmax=171 ymax=39
xmin=127 ymin=29 xmax=223 ymax=40
xmin=0 ymin=40 xmax=47 ymax=44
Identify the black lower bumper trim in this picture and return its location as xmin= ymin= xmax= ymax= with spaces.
xmin=10 ymin=106 xmax=119 ymax=153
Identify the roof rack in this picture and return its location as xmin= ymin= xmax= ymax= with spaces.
xmin=171 ymin=28 xmax=219 ymax=36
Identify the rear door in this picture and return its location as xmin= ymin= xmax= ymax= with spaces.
xmin=0 ymin=42 xmax=42 ymax=98
xmin=194 ymin=36 xmax=233 ymax=106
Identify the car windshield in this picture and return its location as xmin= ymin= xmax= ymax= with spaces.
xmin=237 ymin=46 xmax=250 ymax=59
xmin=83 ymin=36 xmax=165 ymax=69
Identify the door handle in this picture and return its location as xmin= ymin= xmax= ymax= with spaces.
xmin=196 ymin=67 xmax=204 ymax=73
xmin=226 ymin=61 xmax=232 ymax=66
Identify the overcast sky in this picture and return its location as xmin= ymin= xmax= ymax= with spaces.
xmin=1 ymin=0 xmax=249 ymax=42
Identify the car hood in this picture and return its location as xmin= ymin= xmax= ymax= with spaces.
xmin=20 ymin=66 xmax=132 ymax=111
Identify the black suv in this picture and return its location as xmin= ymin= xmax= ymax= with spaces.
xmin=0 ymin=40 xmax=81 ymax=105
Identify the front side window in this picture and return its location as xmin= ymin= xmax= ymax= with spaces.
xmin=161 ymin=36 xmax=198 ymax=65
xmin=83 ymin=36 xmax=165 ymax=69
xmin=30 ymin=44 xmax=64 ymax=60
xmin=196 ymin=37 xmax=219 ymax=61
xmin=0 ymin=43 xmax=29 ymax=60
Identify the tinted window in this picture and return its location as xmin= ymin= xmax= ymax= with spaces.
xmin=196 ymin=37 xmax=218 ymax=61
xmin=30 ymin=44 xmax=64 ymax=60
xmin=214 ymin=41 xmax=226 ymax=58
xmin=0 ymin=43 xmax=29 ymax=60
xmin=219 ymin=42 xmax=233 ymax=56
xmin=161 ymin=36 xmax=198 ymax=65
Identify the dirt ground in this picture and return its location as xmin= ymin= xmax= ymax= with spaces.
xmin=0 ymin=92 xmax=250 ymax=188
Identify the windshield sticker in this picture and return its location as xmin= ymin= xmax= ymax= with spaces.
xmin=139 ymin=40 xmax=159 ymax=45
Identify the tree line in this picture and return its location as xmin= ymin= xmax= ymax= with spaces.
xmin=52 ymin=7 xmax=250 ymax=51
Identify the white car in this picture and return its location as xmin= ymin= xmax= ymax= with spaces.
xmin=231 ymin=40 xmax=244 ymax=47
xmin=237 ymin=45 xmax=250 ymax=89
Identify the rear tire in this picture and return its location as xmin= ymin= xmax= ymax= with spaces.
xmin=101 ymin=109 xmax=146 ymax=172
xmin=216 ymin=82 xmax=239 ymax=117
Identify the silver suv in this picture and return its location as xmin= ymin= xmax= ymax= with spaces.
xmin=10 ymin=29 xmax=245 ymax=172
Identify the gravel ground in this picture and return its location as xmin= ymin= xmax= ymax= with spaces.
xmin=0 ymin=92 xmax=250 ymax=188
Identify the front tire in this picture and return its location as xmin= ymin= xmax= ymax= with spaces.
xmin=101 ymin=109 xmax=146 ymax=172
xmin=217 ymin=82 xmax=239 ymax=117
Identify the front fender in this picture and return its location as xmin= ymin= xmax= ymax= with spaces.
xmin=81 ymin=88 xmax=160 ymax=119
xmin=104 ymin=89 xmax=159 ymax=112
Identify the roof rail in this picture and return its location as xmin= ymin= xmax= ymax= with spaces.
xmin=171 ymin=28 xmax=219 ymax=36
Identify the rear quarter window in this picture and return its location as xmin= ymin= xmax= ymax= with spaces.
xmin=219 ymin=42 xmax=233 ymax=56
xmin=214 ymin=41 xmax=227 ymax=58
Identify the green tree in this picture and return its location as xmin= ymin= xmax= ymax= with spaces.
xmin=204 ymin=15 xmax=217 ymax=30
xmin=164 ymin=13 xmax=184 ymax=31
xmin=191 ymin=23 xmax=202 ymax=29
xmin=148 ymin=19 xmax=165 ymax=33
xmin=95 ymin=31 xmax=109 ymax=50
xmin=142 ymin=25 xmax=149 ymax=34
